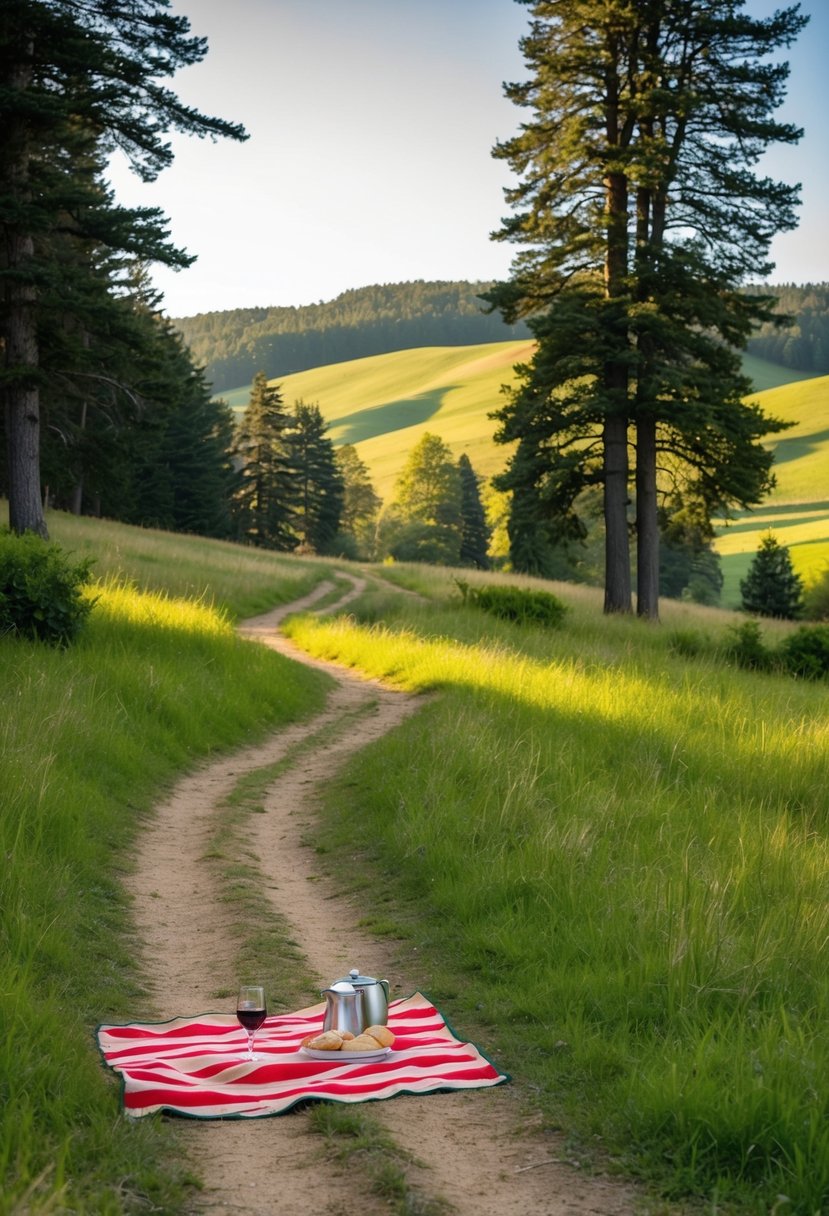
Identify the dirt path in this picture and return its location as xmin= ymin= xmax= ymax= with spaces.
xmin=126 ymin=573 xmax=643 ymax=1216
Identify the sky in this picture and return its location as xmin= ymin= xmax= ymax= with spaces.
xmin=106 ymin=0 xmax=829 ymax=319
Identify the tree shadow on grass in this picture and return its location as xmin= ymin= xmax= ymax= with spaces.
xmin=330 ymin=387 xmax=453 ymax=446
xmin=719 ymin=501 xmax=829 ymax=536
xmin=770 ymin=428 xmax=829 ymax=466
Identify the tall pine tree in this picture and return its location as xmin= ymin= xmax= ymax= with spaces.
xmin=458 ymin=453 xmax=491 ymax=569
xmin=487 ymin=0 xmax=805 ymax=618
xmin=285 ymin=401 xmax=343 ymax=555
xmin=233 ymin=372 xmax=294 ymax=548
xmin=0 ymin=0 xmax=246 ymax=536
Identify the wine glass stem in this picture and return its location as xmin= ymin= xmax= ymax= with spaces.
xmin=247 ymin=1031 xmax=255 ymax=1059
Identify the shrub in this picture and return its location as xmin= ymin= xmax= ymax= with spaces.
xmin=666 ymin=628 xmax=710 ymax=658
xmin=779 ymin=625 xmax=829 ymax=680
xmin=723 ymin=619 xmax=774 ymax=671
xmin=0 ymin=530 xmax=95 ymax=646
xmin=455 ymin=579 xmax=567 ymax=628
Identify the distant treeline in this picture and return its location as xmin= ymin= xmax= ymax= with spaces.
xmin=172 ymin=280 xmax=829 ymax=396
xmin=172 ymin=281 xmax=531 ymax=393
xmin=746 ymin=283 xmax=829 ymax=374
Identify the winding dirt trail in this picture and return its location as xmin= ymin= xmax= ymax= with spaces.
xmin=126 ymin=573 xmax=643 ymax=1216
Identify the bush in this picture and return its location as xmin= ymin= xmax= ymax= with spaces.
xmin=666 ymin=628 xmax=710 ymax=658
xmin=455 ymin=579 xmax=567 ymax=628
xmin=723 ymin=619 xmax=774 ymax=671
xmin=0 ymin=530 xmax=95 ymax=646
xmin=779 ymin=625 xmax=829 ymax=680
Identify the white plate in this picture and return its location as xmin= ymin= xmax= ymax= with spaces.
xmin=300 ymin=1045 xmax=391 ymax=1062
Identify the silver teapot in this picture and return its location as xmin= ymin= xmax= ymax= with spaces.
xmin=333 ymin=968 xmax=390 ymax=1027
xmin=321 ymin=980 xmax=365 ymax=1037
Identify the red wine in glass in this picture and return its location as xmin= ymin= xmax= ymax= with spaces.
xmin=237 ymin=985 xmax=266 ymax=1059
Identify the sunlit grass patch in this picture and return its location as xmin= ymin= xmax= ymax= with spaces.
xmin=290 ymin=576 xmax=829 ymax=1213
xmin=0 ymin=555 xmax=331 ymax=1212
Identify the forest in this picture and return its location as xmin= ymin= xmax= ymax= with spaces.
xmin=747 ymin=282 xmax=829 ymax=372
xmin=172 ymin=280 xmax=532 ymax=392
xmin=173 ymin=280 xmax=829 ymax=395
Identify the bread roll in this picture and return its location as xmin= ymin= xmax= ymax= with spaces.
xmin=364 ymin=1024 xmax=394 ymax=1047
xmin=305 ymin=1030 xmax=345 ymax=1050
xmin=348 ymin=1033 xmax=388 ymax=1052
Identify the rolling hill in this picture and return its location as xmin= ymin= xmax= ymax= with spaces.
xmin=717 ymin=373 xmax=829 ymax=603
xmin=221 ymin=343 xmax=827 ymax=608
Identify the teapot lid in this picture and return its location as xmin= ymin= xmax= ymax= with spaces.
xmin=325 ymin=980 xmax=357 ymax=994
xmin=336 ymin=967 xmax=378 ymax=987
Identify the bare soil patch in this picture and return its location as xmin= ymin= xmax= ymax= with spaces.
xmin=126 ymin=574 xmax=643 ymax=1215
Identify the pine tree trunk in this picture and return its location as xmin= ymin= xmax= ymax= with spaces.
xmin=2 ymin=45 xmax=47 ymax=539
xmin=4 ymin=230 xmax=47 ymax=539
xmin=602 ymin=153 xmax=632 ymax=613
xmin=603 ymin=410 xmax=631 ymax=613
xmin=636 ymin=413 xmax=659 ymax=620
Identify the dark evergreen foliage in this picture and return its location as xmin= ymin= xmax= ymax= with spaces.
xmin=232 ymin=372 xmax=295 ymax=548
xmin=740 ymin=532 xmax=804 ymax=619
xmin=746 ymin=283 xmax=829 ymax=374
xmin=487 ymin=0 xmax=806 ymax=620
xmin=458 ymin=453 xmax=491 ymax=569
xmin=172 ymin=281 xmax=532 ymax=393
xmin=0 ymin=0 xmax=246 ymax=537
xmin=284 ymin=401 xmax=344 ymax=555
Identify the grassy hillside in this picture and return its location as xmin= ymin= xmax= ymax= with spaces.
xmin=717 ymin=373 xmax=829 ymax=604
xmin=246 ymin=339 xmax=534 ymax=500
xmin=220 ymin=343 xmax=827 ymax=606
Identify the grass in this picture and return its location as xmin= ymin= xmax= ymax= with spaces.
xmin=716 ymin=374 xmax=829 ymax=605
xmin=283 ymin=563 xmax=829 ymax=1215
xmin=0 ymin=517 xmax=333 ymax=1213
xmin=4 ymin=501 xmax=829 ymax=1213
xmin=306 ymin=1105 xmax=452 ymax=1216
xmin=216 ymin=341 xmax=828 ymax=609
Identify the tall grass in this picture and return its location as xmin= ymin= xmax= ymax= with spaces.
xmin=0 ymin=529 xmax=332 ymax=1213
xmin=42 ymin=508 xmax=328 ymax=617
xmin=285 ymin=567 xmax=829 ymax=1214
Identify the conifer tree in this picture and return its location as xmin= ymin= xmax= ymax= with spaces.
xmin=233 ymin=373 xmax=294 ymax=548
xmin=487 ymin=0 xmax=805 ymax=618
xmin=740 ymin=532 xmax=804 ymax=620
xmin=285 ymin=401 xmax=343 ymax=555
xmin=0 ymin=0 xmax=246 ymax=537
xmin=335 ymin=443 xmax=381 ymax=558
xmin=458 ymin=453 xmax=491 ymax=569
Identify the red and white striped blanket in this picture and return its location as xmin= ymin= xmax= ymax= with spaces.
xmin=96 ymin=992 xmax=509 ymax=1118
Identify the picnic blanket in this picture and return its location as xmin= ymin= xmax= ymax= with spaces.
xmin=96 ymin=991 xmax=509 ymax=1118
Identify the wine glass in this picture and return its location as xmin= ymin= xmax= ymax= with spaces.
xmin=236 ymin=985 xmax=267 ymax=1060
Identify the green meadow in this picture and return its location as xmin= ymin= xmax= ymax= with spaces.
xmin=220 ymin=343 xmax=828 ymax=607
xmin=220 ymin=339 xmax=534 ymax=500
xmin=718 ymin=373 xmax=829 ymax=605
xmin=0 ymin=507 xmax=335 ymax=1214
xmin=2 ymin=503 xmax=829 ymax=1213
xmin=287 ymin=565 xmax=829 ymax=1215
